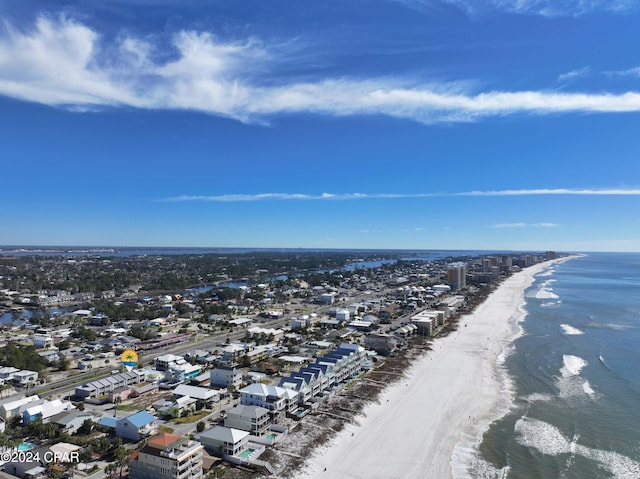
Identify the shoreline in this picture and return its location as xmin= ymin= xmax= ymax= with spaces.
xmin=291 ymin=256 xmax=575 ymax=479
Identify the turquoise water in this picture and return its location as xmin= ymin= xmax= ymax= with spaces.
xmin=459 ymin=253 xmax=640 ymax=478
xmin=18 ymin=442 xmax=36 ymax=451
xmin=238 ymin=448 xmax=255 ymax=459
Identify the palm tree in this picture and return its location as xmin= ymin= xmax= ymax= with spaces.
xmin=113 ymin=445 xmax=129 ymax=479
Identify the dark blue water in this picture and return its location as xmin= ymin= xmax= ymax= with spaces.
xmin=464 ymin=253 xmax=640 ymax=478
xmin=0 ymin=245 xmax=523 ymax=259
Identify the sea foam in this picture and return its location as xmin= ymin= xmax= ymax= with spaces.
xmin=515 ymin=417 xmax=640 ymax=479
xmin=533 ymin=279 xmax=560 ymax=300
xmin=557 ymin=355 xmax=596 ymax=398
xmin=561 ymin=355 xmax=587 ymax=376
xmin=560 ymin=324 xmax=584 ymax=335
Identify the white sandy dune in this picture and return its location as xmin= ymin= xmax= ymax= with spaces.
xmin=301 ymin=258 xmax=570 ymax=479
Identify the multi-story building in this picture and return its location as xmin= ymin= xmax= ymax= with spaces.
xmin=224 ymin=404 xmax=270 ymax=436
xmin=209 ymin=366 xmax=243 ymax=389
xmin=154 ymin=354 xmax=185 ymax=371
xmin=278 ymin=343 xmax=365 ymax=404
xmin=74 ymin=370 xmax=145 ymax=400
xmin=129 ymin=433 xmax=204 ymax=479
xmin=239 ymin=383 xmax=298 ymax=422
xmin=446 ymin=262 xmax=467 ymax=290
xmin=198 ymin=426 xmax=249 ymax=458
xmin=115 ymin=410 xmax=158 ymax=441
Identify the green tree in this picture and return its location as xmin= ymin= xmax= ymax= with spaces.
xmin=55 ymin=358 xmax=70 ymax=371
xmin=113 ymin=445 xmax=129 ymax=479
xmin=77 ymin=419 xmax=94 ymax=435
xmin=79 ymin=446 xmax=94 ymax=463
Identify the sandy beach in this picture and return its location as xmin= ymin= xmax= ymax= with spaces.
xmin=300 ymin=259 xmax=568 ymax=479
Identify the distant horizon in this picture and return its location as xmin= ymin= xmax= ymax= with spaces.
xmin=2 ymin=1 xmax=639 ymax=251
xmin=0 ymin=244 xmax=624 ymax=255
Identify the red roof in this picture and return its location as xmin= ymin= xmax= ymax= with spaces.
xmin=147 ymin=433 xmax=183 ymax=449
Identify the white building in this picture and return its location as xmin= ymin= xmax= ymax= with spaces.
xmin=0 ymin=366 xmax=20 ymax=383
xmin=11 ymin=370 xmax=38 ymax=386
xmin=198 ymin=425 xmax=250 ymax=458
xmin=0 ymin=395 xmax=41 ymax=420
xmin=320 ymin=293 xmax=335 ymax=304
xmin=129 ymin=433 xmax=204 ymax=479
xmin=115 ymin=410 xmax=158 ymax=441
xmin=74 ymin=370 xmax=145 ymax=399
xmin=210 ymin=366 xmax=243 ymax=389
xmin=172 ymin=384 xmax=219 ymax=409
xmin=224 ymin=404 xmax=270 ymax=436
xmin=239 ymin=383 xmax=298 ymax=422
xmin=154 ymin=354 xmax=185 ymax=371
xmin=22 ymin=398 xmax=75 ymax=424
xmin=31 ymin=334 xmax=54 ymax=348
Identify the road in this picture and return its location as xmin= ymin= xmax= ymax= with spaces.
xmin=31 ymin=288 xmax=412 ymax=400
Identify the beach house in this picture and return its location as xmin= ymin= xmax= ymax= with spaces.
xmin=210 ymin=365 xmax=243 ymax=389
xmin=115 ymin=410 xmax=159 ymax=441
xmin=172 ymin=384 xmax=219 ymax=410
xmin=129 ymin=432 xmax=204 ymax=479
xmin=239 ymin=383 xmax=298 ymax=423
xmin=21 ymin=398 xmax=75 ymax=424
xmin=198 ymin=425 xmax=250 ymax=458
xmin=224 ymin=404 xmax=270 ymax=436
xmin=0 ymin=395 xmax=41 ymax=420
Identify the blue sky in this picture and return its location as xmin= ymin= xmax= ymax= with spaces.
xmin=2 ymin=0 xmax=640 ymax=252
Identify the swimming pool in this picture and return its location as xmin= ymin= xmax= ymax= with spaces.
xmin=18 ymin=442 xmax=36 ymax=451
xmin=238 ymin=448 xmax=255 ymax=459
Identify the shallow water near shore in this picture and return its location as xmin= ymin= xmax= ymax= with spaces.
xmin=466 ymin=253 xmax=640 ymax=478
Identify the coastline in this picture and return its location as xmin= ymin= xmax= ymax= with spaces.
xmin=295 ymin=257 xmax=574 ymax=479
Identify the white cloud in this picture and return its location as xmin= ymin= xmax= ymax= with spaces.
xmin=437 ymin=0 xmax=636 ymax=17
xmin=557 ymin=67 xmax=590 ymax=83
xmin=493 ymin=222 xmax=559 ymax=228
xmin=494 ymin=223 xmax=527 ymax=228
xmin=459 ymin=188 xmax=640 ymax=196
xmin=605 ymin=66 xmax=640 ymax=78
xmin=0 ymin=15 xmax=141 ymax=106
xmin=165 ymin=188 xmax=640 ymax=202
xmin=2 ymin=16 xmax=640 ymax=124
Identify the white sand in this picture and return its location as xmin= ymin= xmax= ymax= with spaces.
xmin=301 ymin=258 xmax=570 ymax=479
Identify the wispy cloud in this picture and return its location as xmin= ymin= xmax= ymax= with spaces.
xmin=557 ymin=67 xmax=590 ymax=83
xmin=458 ymin=188 xmax=640 ymax=196
xmin=2 ymin=16 xmax=640 ymax=124
xmin=165 ymin=188 xmax=640 ymax=202
xmin=604 ymin=66 xmax=640 ymax=78
xmin=165 ymin=193 xmax=429 ymax=202
xmin=436 ymin=0 xmax=636 ymax=17
xmin=493 ymin=222 xmax=559 ymax=228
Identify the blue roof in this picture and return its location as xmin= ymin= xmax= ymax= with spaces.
xmin=98 ymin=417 xmax=118 ymax=429
xmin=123 ymin=410 xmax=156 ymax=428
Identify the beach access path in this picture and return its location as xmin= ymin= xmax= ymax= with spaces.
xmin=300 ymin=258 xmax=567 ymax=479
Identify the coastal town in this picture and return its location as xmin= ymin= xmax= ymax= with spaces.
xmin=0 ymin=249 xmax=559 ymax=479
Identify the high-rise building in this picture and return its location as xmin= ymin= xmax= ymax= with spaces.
xmin=446 ymin=262 xmax=467 ymax=290
xmin=129 ymin=433 xmax=204 ymax=479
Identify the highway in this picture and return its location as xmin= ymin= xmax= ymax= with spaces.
xmin=31 ymin=289 xmax=406 ymax=400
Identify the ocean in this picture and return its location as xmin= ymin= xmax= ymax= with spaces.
xmin=469 ymin=253 xmax=640 ymax=478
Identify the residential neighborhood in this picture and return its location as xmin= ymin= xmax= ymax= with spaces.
xmin=0 ymin=249 xmax=558 ymax=478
